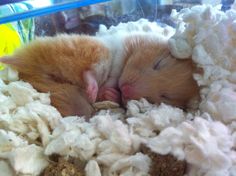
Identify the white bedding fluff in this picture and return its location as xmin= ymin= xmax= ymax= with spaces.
xmin=167 ymin=4 xmax=236 ymax=175
xmin=0 ymin=6 xmax=236 ymax=176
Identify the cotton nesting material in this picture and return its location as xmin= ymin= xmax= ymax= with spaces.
xmin=169 ymin=5 xmax=236 ymax=125
xmin=168 ymin=4 xmax=236 ymax=176
xmin=0 ymin=11 xmax=236 ymax=176
xmin=0 ymin=68 xmax=61 ymax=175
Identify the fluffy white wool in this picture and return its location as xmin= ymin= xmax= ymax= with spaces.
xmin=0 ymin=11 xmax=236 ymax=176
xmin=126 ymin=100 xmax=186 ymax=136
xmin=45 ymin=113 xmax=151 ymax=175
xmin=0 ymin=68 xmax=60 ymax=175
xmin=0 ymin=129 xmax=48 ymax=175
xmin=168 ymin=4 xmax=236 ymax=175
xmin=85 ymin=160 xmax=101 ymax=176
xmin=147 ymin=116 xmax=235 ymax=175
xmin=0 ymin=160 xmax=14 ymax=176
xmin=45 ymin=116 xmax=100 ymax=159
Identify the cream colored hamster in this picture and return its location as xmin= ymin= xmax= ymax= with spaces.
xmin=1 ymin=33 xmax=199 ymax=118
xmin=119 ymin=35 xmax=200 ymax=109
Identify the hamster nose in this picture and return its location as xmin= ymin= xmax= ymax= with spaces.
xmin=120 ymin=84 xmax=133 ymax=99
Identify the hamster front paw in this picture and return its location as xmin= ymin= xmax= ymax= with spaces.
xmin=97 ymin=87 xmax=121 ymax=103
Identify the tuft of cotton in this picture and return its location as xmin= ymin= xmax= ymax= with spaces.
xmin=107 ymin=153 xmax=151 ymax=176
xmin=0 ymin=67 xmax=62 ymax=146
xmin=169 ymin=4 xmax=236 ymax=106
xmin=0 ymin=67 xmax=18 ymax=82
xmin=168 ymin=37 xmax=192 ymax=59
xmin=200 ymin=82 xmax=236 ymax=124
xmin=147 ymin=117 xmax=235 ymax=176
xmin=3 ymin=144 xmax=49 ymax=175
xmin=44 ymin=112 xmax=152 ymax=175
xmin=91 ymin=114 xmax=133 ymax=154
xmin=0 ymin=161 xmax=14 ymax=176
xmin=85 ymin=160 xmax=102 ymax=176
xmin=0 ymin=67 xmax=63 ymax=174
xmin=0 ymin=101 xmax=61 ymax=145
xmin=7 ymin=81 xmax=40 ymax=106
xmin=97 ymin=19 xmax=175 ymax=55
xmin=0 ymin=129 xmax=48 ymax=175
xmin=45 ymin=116 xmax=100 ymax=160
xmin=127 ymin=99 xmax=186 ymax=132
xmin=97 ymin=18 xmax=175 ymax=38
xmin=168 ymin=6 xmax=236 ymax=175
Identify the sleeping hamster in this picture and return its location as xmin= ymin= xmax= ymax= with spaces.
xmin=1 ymin=33 xmax=199 ymax=118
xmin=119 ymin=35 xmax=200 ymax=109
xmin=0 ymin=34 xmax=112 ymax=117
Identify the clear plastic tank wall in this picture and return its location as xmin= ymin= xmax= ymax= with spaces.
xmin=35 ymin=0 xmax=235 ymax=37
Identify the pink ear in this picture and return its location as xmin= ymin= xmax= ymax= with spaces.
xmin=83 ymin=70 xmax=98 ymax=103
xmin=0 ymin=56 xmax=19 ymax=66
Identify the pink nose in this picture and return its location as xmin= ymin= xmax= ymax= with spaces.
xmin=120 ymin=84 xmax=133 ymax=99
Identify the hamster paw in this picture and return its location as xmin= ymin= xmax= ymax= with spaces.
xmin=98 ymin=87 xmax=121 ymax=103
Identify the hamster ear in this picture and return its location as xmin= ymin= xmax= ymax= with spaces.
xmin=0 ymin=56 xmax=26 ymax=71
xmin=83 ymin=70 xmax=98 ymax=103
xmin=0 ymin=56 xmax=20 ymax=66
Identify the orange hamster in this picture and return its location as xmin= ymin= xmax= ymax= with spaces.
xmin=1 ymin=33 xmax=199 ymax=118
xmin=0 ymin=34 xmax=113 ymax=117
xmin=119 ymin=35 xmax=200 ymax=109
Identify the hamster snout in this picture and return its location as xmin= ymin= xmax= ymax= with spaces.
xmin=120 ymin=84 xmax=137 ymax=104
xmin=119 ymin=37 xmax=200 ymax=109
xmin=120 ymin=84 xmax=134 ymax=99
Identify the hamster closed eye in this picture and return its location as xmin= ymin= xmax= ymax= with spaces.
xmin=119 ymin=35 xmax=200 ymax=109
xmin=0 ymin=34 xmax=111 ymax=118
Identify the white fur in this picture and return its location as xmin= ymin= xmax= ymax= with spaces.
xmin=95 ymin=19 xmax=175 ymax=88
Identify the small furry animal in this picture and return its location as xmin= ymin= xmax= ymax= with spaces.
xmin=1 ymin=33 xmax=199 ymax=118
xmin=1 ymin=34 xmax=112 ymax=117
xmin=119 ymin=35 xmax=199 ymax=109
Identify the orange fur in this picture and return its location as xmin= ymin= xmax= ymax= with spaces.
xmin=1 ymin=34 xmax=109 ymax=117
xmin=120 ymin=35 xmax=200 ymax=109
xmin=1 ymin=33 xmax=199 ymax=117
